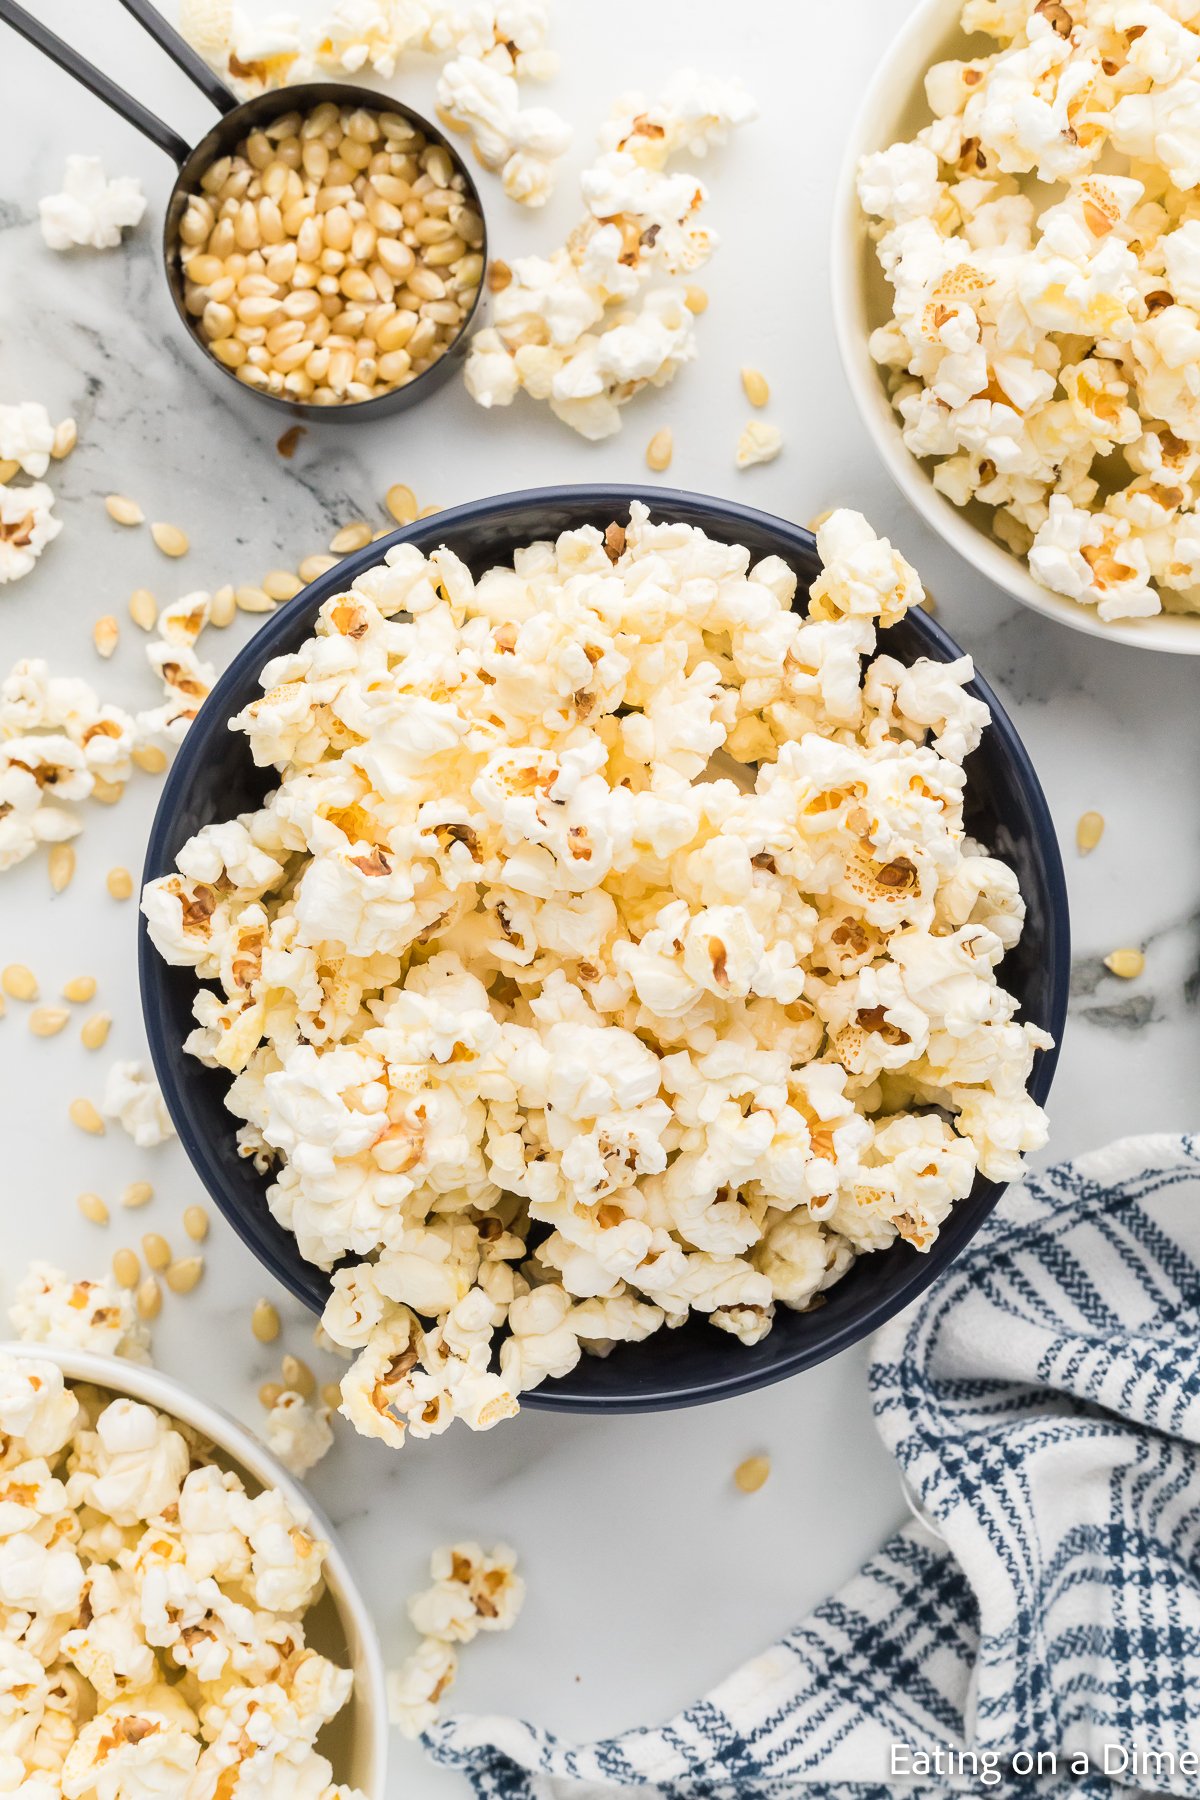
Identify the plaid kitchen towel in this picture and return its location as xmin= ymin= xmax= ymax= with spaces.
xmin=429 ymin=1134 xmax=1200 ymax=1797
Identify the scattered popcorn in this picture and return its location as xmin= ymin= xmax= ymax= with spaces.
xmin=9 ymin=1263 xmax=149 ymax=1361
xmin=179 ymin=0 xmax=309 ymax=92
xmin=144 ymin=505 xmax=1050 ymax=1454
xmin=38 ymin=155 xmax=146 ymax=251
xmin=0 ymin=660 xmax=141 ymax=868
xmin=437 ymin=55 xmax=571 ymax=205
xmin=464 ymin=70 xmax=756 ymax=435
xmin=263 ymin=1387 xmax=334 ymax=1475
xmin=0 ymin=1347 xmax=366 ymax=1798
xmin=859 ymin=0 xmax=1200 ymax=621
xmin=101 ymin=1060 xmax=176 ymax=1148
xmin=0 ymin=403 xmax=63 ymax=479
xmin=185 ymin=0 xmax=557 ymax=97
xmin=388 ymin=1634 xmax=458 ymax=1739
xmin=0 ymin=481 xmax=60 ymax=584
xmin=389 ymin=1542 xmax=524 ymax=1737
xmin=736 ymin=419 xmax=783 ymax=467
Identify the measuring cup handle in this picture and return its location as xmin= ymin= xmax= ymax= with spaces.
xmin=116 ymin=0 xmax=237 ymax=117
xmin=0 ymin=0 xmax=192 ymax=165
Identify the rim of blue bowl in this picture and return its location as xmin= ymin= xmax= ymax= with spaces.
xmin=140 ymin=484 xmax=1070 ymax=1413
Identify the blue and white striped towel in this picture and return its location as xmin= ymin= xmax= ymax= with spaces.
xmin=429 ymin=1134 xmax=1200 ymax=1797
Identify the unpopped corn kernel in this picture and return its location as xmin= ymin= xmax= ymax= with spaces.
xmin=183 ymin=1204 xmax=209 ymax=1241
xmin=137 ymin=1274 xmax=162 ymax=1319
xmin=298 ymin=553 xmax=338 ymax=583
xmin=121 ymin=1181 xmax=154 ymax=1209
xmin=263 ymin=569 xmax=303 ymax=601
xmin=150 ymin=521 xmax=189 ymax=557
xmin=165 ymin=1255 xmax=204 ymax=1293
xmin=386 ymin=484 xmax=419 ymax=525
xmin=112 ymin=1246 xmax=140 ymax=1287
xmin=62 ymin=975 xmax=97 ymax=1003
xmin=77 ymin=1192 xmax=109 ymax=1225
xmin=1077 ymin=811 xmax=1105 ymax=854
xmin=741 ymin=366 xmax=769 ymax=407
xmin=142 ymin=1232 xmax=171 ymax=1271
xmin=69 ymin=1097 xmax=105 ymax=1135
xmin=107 ymin=866 xmax=133 ymax=900
xmin=235 ymin=584 xmax=275 ymax=614
xmin=1104 ymin=948 xmax=1144 ymax=979
xmin=93 ymin=615 xmax=119 ymax=659
xmin=129 ymin=587 xmax=158 ymax=630
xmin=29 ymin=1006 xmax=69 ymax=1037
xmin=1 ymin=965 xmax=37 ymax=1001
xmin=646 ymin=427 xmax=673 ymax=471
xmin=259 ymin=1380 xmax=285 ymax=1409
xmin=48 ymin=844 xmax=75 ymax=893
xmin=734 ymin=1455 xmax=771 ymax=1493
xmin=105 ymin=494 xmax=144 ymax=526
xmin=281 ymin=1353 xmax=315 ymax=1398
xmin=51 ymin=417 xmax=77 ymax=459
xmin=252 ymin=1299 xmax=281 ymax=1342
xmin=330 ymin=521 xmax=373 ymax=554
xmin=81 ymin=1012 xmax=112 ymax=1051
xmin=210 ymin=584 xmax=237 ymax=627
xmin=132 ymin=743 xmax=168 ymax=774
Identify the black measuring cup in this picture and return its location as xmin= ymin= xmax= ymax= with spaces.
xmin=1 ymin=0 xmax=488 ymax=420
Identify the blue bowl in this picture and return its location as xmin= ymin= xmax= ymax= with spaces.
xmin=140 ymin=485 xmax=1069 ymax=1413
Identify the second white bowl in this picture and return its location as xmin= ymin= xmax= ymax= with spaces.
xmin=831 ymin=0 xmax=1200 ymax=656
xmin=0 ymin=1341 xmax=388 ymax=1799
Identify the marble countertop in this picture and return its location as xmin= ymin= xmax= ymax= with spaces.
xmin=2 ymin=2 xmax=1198 ymax=1794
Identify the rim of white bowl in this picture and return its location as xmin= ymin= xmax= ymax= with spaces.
xmin=0 ymin=1340 xmax=388 ymax=1800
xmin=831 ymin=0 xmax=1200 ymax=656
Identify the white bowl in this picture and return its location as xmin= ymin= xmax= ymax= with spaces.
xmin=0 ymin=1340 xmax=388 ymax=1799
xmin=831 ymin=0 xmax=1200 ymax=656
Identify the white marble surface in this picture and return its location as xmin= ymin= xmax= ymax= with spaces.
xmin=1 ymin=2 xmax=1199 ymax=1795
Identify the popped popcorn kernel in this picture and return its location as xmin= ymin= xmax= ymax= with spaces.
xmin=39 ymin=155 xmax=146 ymax=250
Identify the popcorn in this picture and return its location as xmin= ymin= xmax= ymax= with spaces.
xmin=146 ymin=506 xmax=1049 ymax=1455
xmin=859 ymin=0 xmax=1200 ymax=620
xmin=437 ymin=55 xmax=571 ymax=206
xmin=389 ymin=1540 xmax=523 ymax=1737
xmin=10 ymin=1264 xmax=149 ymax=1362
xmin=387 ymin=1634 xmax=458 ymax=1738
xmin=263 ymin=1388 xmax=334 ymax=1476
xmin=0 ymin=404 xmax=59 ymax=480
xmin=100 ymin=1061 xmax=176 ymax=1149
xmin=0 ymin=656 xmax=177 ymax=873
xmin=38 ymin=156 xmax=146 ymax=251
xmin=186 ymin=0 xmax=558 ymax=96
xmin=0 ymin=1350 xmax=365 ymax=1798
xmin=179 ymin=0 xmax=309 ymax=94
xmin=407 ymin=1541 xmax=524 ymax=1641
xmin=735 ymin=420 xmax=784 ymax=468
xmin=0 ymin=482 xmax=60 ymax=584
xmin=463 ymin=72 xmax=756 ymax=435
